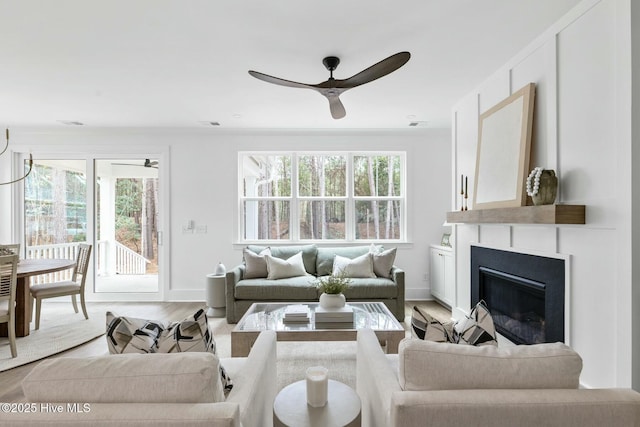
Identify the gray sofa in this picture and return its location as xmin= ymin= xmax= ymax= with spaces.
xmin=5 ymin=331 xmax=277 ymax=427
xmin=357 ymin=328 xmax=640 ymax=427
xmin=226 ymin=244 xmax=405 ymax=323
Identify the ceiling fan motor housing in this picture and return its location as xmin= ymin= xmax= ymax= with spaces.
xmin=322 ymin=56 xmax=340 ymax=72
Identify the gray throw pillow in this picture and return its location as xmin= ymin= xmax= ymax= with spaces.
xmin=243 ymin=247 xmax=271 ymax=279
xmin=371 ymin=247 xmax=396 ymax=278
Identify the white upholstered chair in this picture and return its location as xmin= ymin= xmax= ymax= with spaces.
xmin=30 ymin=243 xmax=92 ymax=330
xmin=0 ymin=253 xmax=19 ymax=358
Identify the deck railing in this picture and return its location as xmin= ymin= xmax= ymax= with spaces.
xmin=112 ymin=241 xmax=150 ymax=274
xmin=27 ymin=240 xmax=150 ymax=284
xmin=26 ymin=243 xmax=78 ymax=284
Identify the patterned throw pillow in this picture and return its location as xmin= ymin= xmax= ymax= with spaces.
xmin=106 ymin=311 xmax=166 ymax=354
xmin=411 ymin=306 xmax=455 ymax=343
xmin=454 ymin=300 xmax=498 ymax=346
xmin=105 ymin=308 xmax=233 ymax=394
xmin=157 ymin=308 xmax=233 ymax=394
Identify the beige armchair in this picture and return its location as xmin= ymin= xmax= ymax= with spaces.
xmin=30 ymin=243 xmax=92 ymax=330
xmin=357 ymin=328 xmax=640 ymax=427
xmin=8 ymin=330 xmax=277 ymax=427
xmin=0 ymin=253 xmax=18 ymax=358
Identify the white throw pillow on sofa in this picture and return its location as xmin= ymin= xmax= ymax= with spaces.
xmin=266 ymin=251 xmax=308 ymax=279
xmin=332 ymin=253 xmax=376 ymax=278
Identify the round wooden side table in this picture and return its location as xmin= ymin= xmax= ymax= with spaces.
xmin=273 ymin=379 xmax=361 ymax=427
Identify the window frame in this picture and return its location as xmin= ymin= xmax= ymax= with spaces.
xmin=239 ymin=151 xmax=406 ymax=243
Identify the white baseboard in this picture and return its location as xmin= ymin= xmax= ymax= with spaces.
xmin=406 ymin=287 xmax=431 ymax=301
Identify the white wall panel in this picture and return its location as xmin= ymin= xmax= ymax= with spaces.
xmin=511 ymin=40 xmax=557 ymax=172
xmin=453 ymin=224 xmax=478 ymax=314
xmin=558 ymin=227 xmax=618 ymax=388
xmin=511 ymin=226 xmax=557 ymax=253
xmin=478 ymin=70 xmax=510 ymax=114
xmin=478 ymin=225 xmax=510 ymax=248
xmin=453 ymin=93 xmax=480 ymax=211
xmin=557 ymin=0 xmax=616 ymax=207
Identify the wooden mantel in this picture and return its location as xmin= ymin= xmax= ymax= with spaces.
xmin=446 ymin=204 xmax=585 ymax=225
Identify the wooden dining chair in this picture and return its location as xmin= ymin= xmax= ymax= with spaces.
xmin=0 ymin=244 xmax=20 ymax=258
xmin=0 ymin=254 xmax=19 ymax=358
xmin=30 ymin=243 xmax=92 ymax=330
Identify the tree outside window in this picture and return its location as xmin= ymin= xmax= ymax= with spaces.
xmin=240 ymin=152 xmax=404 ymax=242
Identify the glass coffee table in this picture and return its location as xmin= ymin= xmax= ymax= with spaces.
xmin=231 ymin=302 xmax=405 ymax=357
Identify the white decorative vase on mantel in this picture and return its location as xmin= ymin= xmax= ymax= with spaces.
xmin=319 ymin=293 xmax=346 ymax=309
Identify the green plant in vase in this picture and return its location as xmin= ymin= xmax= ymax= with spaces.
xmin=316 ymin=270 xmax=351 ymax=309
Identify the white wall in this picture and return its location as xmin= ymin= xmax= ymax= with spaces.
xmin=451 ymin=0 xmax=637 ymax=389
xmin=0 ymin=127 xmax=451 ymax=303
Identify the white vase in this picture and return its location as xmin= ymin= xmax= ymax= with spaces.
xmin=319 ymin=293 xmax=346 ymax=309
xmin=215 ymin=262 xmax=226 ymax=276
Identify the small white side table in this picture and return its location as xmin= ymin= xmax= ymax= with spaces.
xmin=205 ymin=273 xmax=226 ymax=318
xmin=273 ymin=379 xmax=361 ymax=427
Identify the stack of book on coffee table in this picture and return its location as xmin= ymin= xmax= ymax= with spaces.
xmin=283 ymin=304 xmax=311 ymax=323
xmin=314 ymin=305 xmax=354 ymax=323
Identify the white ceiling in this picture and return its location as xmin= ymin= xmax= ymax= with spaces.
xmin=0 ymin=0 xmax=581 ymax=130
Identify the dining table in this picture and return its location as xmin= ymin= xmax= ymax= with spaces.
xmin=0 ymin=258 xmax=76 ymax=337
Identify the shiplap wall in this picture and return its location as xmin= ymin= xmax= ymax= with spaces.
xmin=451 ymin=0 xmax=636 ymax=388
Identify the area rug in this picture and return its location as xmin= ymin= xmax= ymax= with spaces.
xmin=0 ymin=309 xmax=105 ymax=372
xmin=276 ymin=341 xmax=357 ymax=390
xmin=207 ymin=316 xmax=407 ymax=391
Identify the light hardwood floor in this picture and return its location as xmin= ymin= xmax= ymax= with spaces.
xmin=0 ymin=300 xmax=450 ymax=403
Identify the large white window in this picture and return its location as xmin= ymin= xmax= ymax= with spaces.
xmin=240 ymin=152 xmax=405 ymax=242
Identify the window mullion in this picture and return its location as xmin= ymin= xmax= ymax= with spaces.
xmin=346 ymin=153 xmax=354 ymax=242
xmin=290 ymin=155 xmax=299 ymax=241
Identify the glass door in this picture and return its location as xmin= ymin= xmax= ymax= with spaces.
xmin=24 ymin=159 xmax=88 ymax=282
xmin=94 ymin=159 xmax=159 ymax=293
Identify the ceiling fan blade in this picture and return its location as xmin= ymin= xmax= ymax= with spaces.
xmin=327 ymin=95 xmax=346 ymax=119
xmin=248 ymin=70 xmax=315 ymax=90
xmin=337 ymin=51 xmax=411 ymax=89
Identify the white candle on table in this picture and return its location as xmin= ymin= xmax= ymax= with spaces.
xmin=306 ymin=366 xmax=328 ymax=408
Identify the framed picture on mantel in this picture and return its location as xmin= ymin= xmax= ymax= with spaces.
xmin=472 ymin=83 xmax=535 ymax=210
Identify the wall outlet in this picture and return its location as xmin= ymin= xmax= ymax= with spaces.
xmin=196 ymin=225 xmax=207 ymax=233
xmin=423 ymin=273 xmax=428 ymax=282
xmin=182 ymin=226 xmax=194 ymax=234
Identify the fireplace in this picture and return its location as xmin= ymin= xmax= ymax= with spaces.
xmin=471 ymin=246 xmax=565 ymax=345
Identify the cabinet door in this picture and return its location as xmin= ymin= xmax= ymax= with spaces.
xmin=429 ymin=248 xmax=444 ymax=300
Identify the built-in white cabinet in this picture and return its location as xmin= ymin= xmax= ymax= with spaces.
xmin=429 ymin=245 xmax=454 ymax=307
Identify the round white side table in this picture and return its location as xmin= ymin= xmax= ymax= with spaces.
xmin=205 ymin=273 xmax=226 ymax=318
xmin=273 ymin=379 xmax=361 ymax=427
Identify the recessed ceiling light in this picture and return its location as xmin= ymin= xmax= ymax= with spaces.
xmin=406 ymin=115 xmax=416 ymax=120
xmin=58 ymin=120 xmax=84 ymax=126
xmin=232 ymin=113 xmax=242 ymax=119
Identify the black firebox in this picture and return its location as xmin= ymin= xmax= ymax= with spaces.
xmin=471 ymin=246 xmax=565 ymax=345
